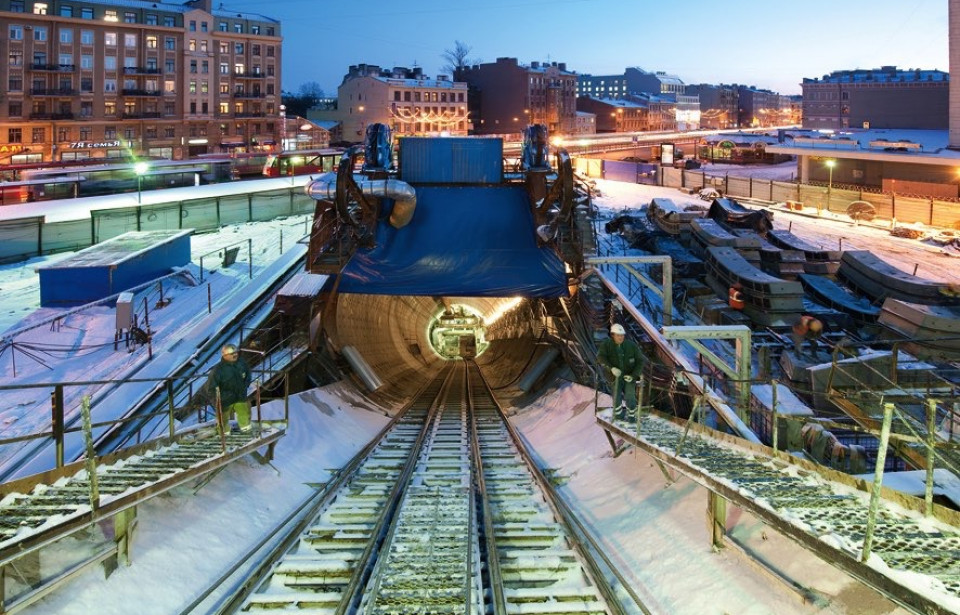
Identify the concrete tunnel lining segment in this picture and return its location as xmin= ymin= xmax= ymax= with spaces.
xmin=334 ymin=294 xmax=545 ymax=408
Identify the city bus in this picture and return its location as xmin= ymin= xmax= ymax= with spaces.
xmin=262 ymin=148 xmax=344 ymax=177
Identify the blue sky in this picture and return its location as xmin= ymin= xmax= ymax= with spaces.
xmin=225 ymin=0 xmax=949 ymax=96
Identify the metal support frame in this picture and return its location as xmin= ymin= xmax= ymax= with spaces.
xmin=708 ymin=491 xmax=727 ymax=549
xmin=661 ymin=325 xmax=752 ymax=423
xmin=586 ymin=256 xmax=673 ymax=326
xmin=587 ymin=269 xmax=760 ymax=443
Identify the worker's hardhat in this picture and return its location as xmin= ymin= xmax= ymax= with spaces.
xmin=808 ymin=319 xmax=823 ymax=333
xmin=610 ymin=324 xmax=626 ymax=335
xmin=221 ymin=344 xmax=239 ymax=357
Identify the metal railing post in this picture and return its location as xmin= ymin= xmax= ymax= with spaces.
xmin=771 ymin=379 xmax=779 ymax=454
xmin=925 ymin=399 xmax=937 ymax=517
xmin=283 ymin=372 xmax=290 ymax=423
xmin=81 ymin=396 xmax=99 ymax=511
xmin=862 ymin=402 xmax=895 ymax=562
xmin=51 ymin=385 xmax=64 ymax=468
xmin=248 ymin=237 xmax=253 ymax=279
xmin=167 ymin=380 xmax=176 ymax=438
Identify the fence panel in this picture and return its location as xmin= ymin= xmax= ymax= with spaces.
xmin=91 ymin=206 xmax=140 ymax=243
xmin=602 ymin=160 xmax=640 ymax=183
xmin=857 ymin=192 xmax=894 ymax=220
xmin=771 ymin=181 xmax=800 ymax=203
xmin=661 ymin=166 xmax=683 ymax=188
xmin=219 ymin=194 xmax=251 ymax=225
xmin=891 ymin=196 xmax=933 ymax=225
xmin=292 ymin=191 xmax=315 ymax=215
xmin=40 ymin=219 xmax=91 ymax=255
xmin=684 ymin=171 xmax=706 ymax=191
xmin=931 ymin=201 xmax=960 ymax=229
xmin=180 ymin=198 xmax=220 ymax=231
xmin=140 ymin=202 xmax=183 ymax=231
xmin=251 ymin=190 xmax=293 ymax=221
xmin=727 ymin=176 xmax=751 ymax=198
xmin=575 ymin=158 xmax=603 ymax=178
xmin=0 ymin=217 xmax=42 ymax=263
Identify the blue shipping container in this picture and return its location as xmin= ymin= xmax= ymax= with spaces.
xmin=37 ymin=229 xmax=192 ymax=307
xmin=399 ymin=137 xmax=503 ymax=184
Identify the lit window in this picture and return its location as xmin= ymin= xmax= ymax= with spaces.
xmin=105 ymin=32 xmax=117 ymax=46
xmin=33 ymin=2 xmax=47 ymax=15
xmin=104 ymin=9 xmax=118 ymax=22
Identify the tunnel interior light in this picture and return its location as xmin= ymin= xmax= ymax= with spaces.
xmin=484 ymin=297 xmax=523 ymax=327
xmin=428 ymin=304 xmax=488 ymax=360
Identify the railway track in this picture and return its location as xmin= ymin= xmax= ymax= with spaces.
xmin=195 ymin=362 xmax=641 ymax=615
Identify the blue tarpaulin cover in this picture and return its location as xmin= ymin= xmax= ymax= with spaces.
xmin=337 ymin=186 xmax=569 ymax=297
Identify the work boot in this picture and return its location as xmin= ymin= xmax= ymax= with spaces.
xmin=615 ymin=403 xmax=627 ymax=421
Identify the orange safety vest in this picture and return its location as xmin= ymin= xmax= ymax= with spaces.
xmin=728 ymin=286 xmax=745 ymax=310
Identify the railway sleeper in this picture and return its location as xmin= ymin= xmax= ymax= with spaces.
xmin=244 ymin=590 xmax=341 ymax=610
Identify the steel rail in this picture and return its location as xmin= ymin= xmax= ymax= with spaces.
xmin=205 ymin=368 xmax=453 ymax=614
xmin=467 ymin=364 xmax=508 ymax=615
xmin=470 ymin=360 xmax=650 ymax=615
xmin=177 ymin=380 xmax=421 ymax=615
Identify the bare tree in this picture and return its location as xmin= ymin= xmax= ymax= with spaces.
xmin=441 ymin=40 xmax=479 ymax=79
xmin=298 ymin=81 xmax=326 ymax=100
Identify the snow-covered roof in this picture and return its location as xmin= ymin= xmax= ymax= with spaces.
xmin=587 ymin=97 xmax=646 ymax=109
xmin=767 ymin=128 xmax=960 ymax=162
xmin=374 ymin=76 xmax=464 ymax=89
xmin=806 ymin=67 xmax=948 ymax=84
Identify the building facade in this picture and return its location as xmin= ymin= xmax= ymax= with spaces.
xmin=459 ymin=57 xmax=577 ymax=136
xmin=687 ymin=83 xmax=738 ymax=129
xmin=308 ymin=64 xmax=469 ymax=143
xmin=0 ymin=0 xmax=281 ymax=164
xmin=802 ymin=66 xmax=948 ymax=130
xmin=576 ymin=97 xmax=647 ymax=133
xmin=736 ymin=86 xmax=791 ymax=128
xmin=578 ymin=67 xmax=698 ymax=130
xmin=572 ymin=111 xmax=595 ymax=135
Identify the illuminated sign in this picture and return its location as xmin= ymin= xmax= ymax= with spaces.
xmin=660 ymin=143 xmax=675 ymax=166
xmin=68 ymin=140 xmax=121 ymax=149
xmin=0 ymin=144 xmax=26 ymax=154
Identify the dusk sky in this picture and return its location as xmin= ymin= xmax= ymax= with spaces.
xmin=225 ymin=0 xmax=949 ymax=96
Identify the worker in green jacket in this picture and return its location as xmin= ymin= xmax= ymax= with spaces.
xmin=597 ymin=323 xmax=645 ymax=419
xmin=206 ymin=344 xmax=252 ymax=433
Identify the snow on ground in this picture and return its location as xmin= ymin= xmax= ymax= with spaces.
xmin=0 ymin=215 xmax=312 ymax=469
xmin=590 ymin=177 xmax=960 ymax=284
xmin=509 ymin=381 xmax=910 ymax=615
xmin=1 ymin=169 xmax=950 ymax=614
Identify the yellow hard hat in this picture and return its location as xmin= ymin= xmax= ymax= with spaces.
xmin=221 ymin=344 xmax=239 ymax=357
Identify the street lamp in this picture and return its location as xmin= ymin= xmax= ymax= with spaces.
xmin=278 ymin=104 xmax=286 ymax=151
xmin=824 ymin=159 xmax=835 ymax=213
xmin=134 ymin=161 xmax=149 ymax=204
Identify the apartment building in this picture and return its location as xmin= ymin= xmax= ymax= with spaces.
xmin=459 ymin=57 xmax=577 ymax=136
xmin=0 ymin=0 xmax=281 ymax=163
xmin=802 ymin=66 xmax=948 ymax=130
xmin=576 ymin=97 xmax=647 ymax=133
xmin=309 ymin=64 xmax=469 ymax=142
xmin=578 ymin=67 xmax=699 ymax=131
